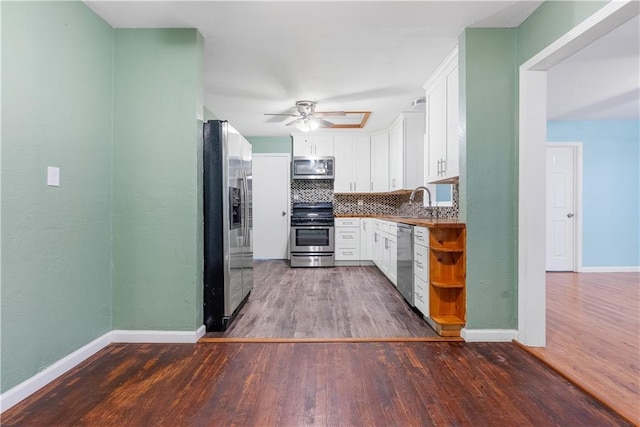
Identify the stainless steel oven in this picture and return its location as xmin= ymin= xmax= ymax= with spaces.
xmin=290 ymin=202 xmax=335 ymax=267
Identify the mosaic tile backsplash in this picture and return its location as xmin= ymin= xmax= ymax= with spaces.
xmin=291 ymin=181 xmax=459 ymax=219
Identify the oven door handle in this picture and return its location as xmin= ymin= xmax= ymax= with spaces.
xmin=291 ymin=225 xmax=334 ymax=230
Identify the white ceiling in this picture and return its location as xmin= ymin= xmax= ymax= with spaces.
xmin=86 ymin=1 xmax=543 ymax=136
xmin=547 ymin=14 xmax=640 ymax=121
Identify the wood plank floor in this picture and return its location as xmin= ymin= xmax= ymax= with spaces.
xmin=205 ymin=260 xmax=439 ymax=339
xmin=523 ymin=272 xmax=640 ymax=425
xmin=2 ymin=342 xmax=629 ymax=426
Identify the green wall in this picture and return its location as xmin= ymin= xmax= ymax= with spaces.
xmin=112 ymin=29 xmax=204 ymax=330
xmin=459 ymin=29 xmax=518 ymax=329
xmin=247 ymin=136 xmax=292 ymax=154
xmin=459 ymin=0 xmax=609 ymax=330
xmin=1 ymin=2 xmax=114 ymax=392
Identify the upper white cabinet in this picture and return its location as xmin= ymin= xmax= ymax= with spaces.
xmin=424 ymin=46 xmax=459 ymax=183
xmin=334 ymin=135 xmax=371 ymax=193
xmin=292 ymin=134 xmax=334 ymax=156
xmin=388 ymin=111 xmax=426 ymax=191
xmin=370 ymin=131 xmax=389 ymax=192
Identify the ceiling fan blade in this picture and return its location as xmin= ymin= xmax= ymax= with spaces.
xmin=315 ymin=111 xmax=347 ymax=117
xmin=285 ymin=118 xmax=303 ymax=126
xmin=264 ymin=113 xmax=299 ymax=116
xmin=315 ymin=118 xmax=335 ymax=127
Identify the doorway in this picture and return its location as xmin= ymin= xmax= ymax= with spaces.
xmin=518 ymin=1 xmax=639 ymax=346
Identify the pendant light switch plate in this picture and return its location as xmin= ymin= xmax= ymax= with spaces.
xmin=47 ymin=166 xmax=60 ymax=187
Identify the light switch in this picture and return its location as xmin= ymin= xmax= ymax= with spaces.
xmin=47 ymin=166 xmax=60 ymax=187
xmin=357 ymin=199 xmax=363 ymax=206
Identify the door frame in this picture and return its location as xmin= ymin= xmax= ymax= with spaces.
xmin=546 ymin=143 xmax=583 ymax=273
xmin=252 ymin=153 xmax=291 ymax=260
xmin=518 ymin=0 xmax=638 ymax=346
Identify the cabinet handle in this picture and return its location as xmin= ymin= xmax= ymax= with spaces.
xmin=442 ymin=158 xmax=446 ymax=175
xmin=385 ymin=237 xmax=389 ymax=249
xmin=344 ymin=235 xmax=354 ymax=239
xmin=350 ymin=182 xmax=353 ymax=191
xmin=354 ymin=182 xmax=357 ymax=192
xmin=363 ymin=222 xmax=366 ymax=231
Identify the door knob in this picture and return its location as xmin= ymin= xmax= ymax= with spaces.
xmin=567 ymin=213 xmax=574 ymax=218
xmin=281 ymin=211 xmax=286 ymax=216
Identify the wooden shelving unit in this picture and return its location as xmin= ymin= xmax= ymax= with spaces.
xmin=428 ymin=226 xmax=466 ymax=337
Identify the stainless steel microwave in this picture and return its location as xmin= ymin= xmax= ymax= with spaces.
xmin=292 ymin=156 xmax=335 ymax=180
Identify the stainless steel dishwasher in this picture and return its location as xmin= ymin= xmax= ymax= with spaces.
xmin=396 ymin=223 xmax=414 ymax=305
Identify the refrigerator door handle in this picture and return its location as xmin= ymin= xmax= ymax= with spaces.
xmin=242 ymin=170 xmax=249 ymax=244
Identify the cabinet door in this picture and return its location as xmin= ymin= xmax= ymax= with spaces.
xmin=314 ymin=135 xmax=334 ymax=156
xmin=426 ymin=81 xmax=445 ymax=183
xmin=388 ymin=119 xmax=403 ymax=191
xmin=444 ymin=62 xmax=459 ymax=179
xmin=360 ymin=219 xmax=372 ymax=261
xmin=353 ymin=136 xmax=371 ymax=193
xmin=333 ymin=136 xmax=353 ymax=193
xmin=370 ymin=132 xmax=389 ymax=192
xmin=388 ymin=237 xmax=398 ymax=286
xmin=414 ymin=274 xmax=429 ymax=316
xmin=292 ymin=135 xmax=314 ymax=156
xmin=373 ymin=231 xmax=382 ymax=268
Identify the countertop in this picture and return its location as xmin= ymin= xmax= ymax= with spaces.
xmin=335 ymin=214 xmax=465 ymax=229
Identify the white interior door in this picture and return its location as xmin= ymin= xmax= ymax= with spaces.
xmin=253 ymin=154 xmax=290 ymax=259
xmin=546 ymin=145 xmax=577 ymax=271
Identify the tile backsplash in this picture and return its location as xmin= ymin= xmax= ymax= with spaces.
xmin=291 ymin=181 xmax=459 ymax=219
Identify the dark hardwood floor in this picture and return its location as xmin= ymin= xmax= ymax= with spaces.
xmin=522 ymin=272 xmax=640 ymax=425
xmin=205 ymin=260 xmax=439 ymax=339
xmin=2 ymin=342 xmax=630 ymax=426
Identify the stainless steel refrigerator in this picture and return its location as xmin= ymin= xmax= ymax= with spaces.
xmin=203 ymin=120 xmax=253 ymax=331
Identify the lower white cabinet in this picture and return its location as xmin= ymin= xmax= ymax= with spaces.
xmin=413 ymin=226 xmax=430 ymax=317
xmin=360 ymin=218 xmax=373 ymax=262
xmin=335 ymin=218 xmax=361 ymax=263
xmin=373 ymin=219 xmax=398 ymax=286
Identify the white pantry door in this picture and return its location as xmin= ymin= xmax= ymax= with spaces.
xmin=253 ymin=154 xmax=290 ymax=259
xmin=546 ymin=145 xmax=577 ymax=271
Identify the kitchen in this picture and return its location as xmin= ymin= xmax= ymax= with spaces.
xmin=205 ymin=63 xmax=468 ymax=338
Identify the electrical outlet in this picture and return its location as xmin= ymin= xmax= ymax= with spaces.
xmin=357 ymin=199 xmax=363 ymax=207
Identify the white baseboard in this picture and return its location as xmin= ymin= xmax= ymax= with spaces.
xmin=0 ymin=325 xmax=207 ymax=413
xmin=461 ymin=328 xmax=518 ymax=342
xmin=0 ymin=331 xmax=112 ymax=413
xmin=111 ymin=325 xmax=206 ymax=344
xmin=579 ymin=266 xmax=640 ymax=273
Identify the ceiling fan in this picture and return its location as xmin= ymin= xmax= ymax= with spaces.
xmin=264 ymin=100 xmax=346 ymax=132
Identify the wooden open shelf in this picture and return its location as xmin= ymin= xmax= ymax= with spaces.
xmin=431 ymin=280 xmax=464 ymax=289
xmin=428 ymin=226 xmax=466 ymax=337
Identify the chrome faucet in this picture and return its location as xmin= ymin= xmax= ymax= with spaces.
xmin=409 ymin=186 xmax=432 ymax=207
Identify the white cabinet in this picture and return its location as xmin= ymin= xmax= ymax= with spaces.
xmin=370 ymin=132 xmax=389 ymax=192
xmin=373 ymin=220 xmax=384 ymax=269
xmin=335 ymin=218 xmax=361 ymax=263
xmin=292 ymin=134 xmax=334 ymax=156
xmin=334 ymin=135 xmax=370 ymax=193
xmin=360 ymin=218 xmax=373 ymax=262
xmin=388 ymin=111 xmax=425 ymax=191
xmin=413 ymin=226 xmax=430 ymax=317
xmin=373 ymin=219 xmax=397 ymax=286
xmin=424 ymin=46 xmax=459 ymax=183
